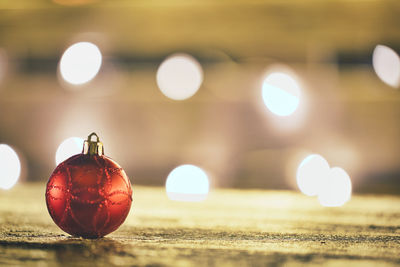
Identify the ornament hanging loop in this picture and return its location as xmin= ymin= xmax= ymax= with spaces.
xmin=88 ymin=132 xmax=100 ymax=143
xmin=83 ymin=132 xmax=104 ymax=156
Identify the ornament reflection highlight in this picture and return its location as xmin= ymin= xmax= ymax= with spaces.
xmin=262 ymin=72 xmax=300 ymax=116
xmin=55 ymin=137 xmax=84 ymax=165
xmin=166 ymin=164 xmax=209 ymax=202
xmin=372 ymin=45 xmax=400 ymax=88
xmin=156 ymin=53 xmax=203 ymax=100
xmin=318 ymin=167 xmax=352 ymax=207
xmin=0 ymin=144 xmax=21 ymax=190
xmin=59 ymin=42 xmax=102 ymax=85
xmin=296 ymin=154 xmax=330 ymax=196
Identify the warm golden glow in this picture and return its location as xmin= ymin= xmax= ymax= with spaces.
xmin=59 ymin=42 xmax=102 ymax=85
xmin=165 ymin=164 xmax=210 ymax=202
xmin=0 ymin=144 xmax=21 ymax=190
xmin=52 ymin=0 xmax=98 ymax=6
xmin=55 ymin=137 xmax=84 ymax=165
xmin=0 ymin=48 xmax=7 ymax=84
xmin=372 ymin=44 xmax=400 ymax=88
xmin=156 ymin=53 xmax=203 ymax=100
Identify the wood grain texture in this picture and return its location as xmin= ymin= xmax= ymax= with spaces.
xmin=0 ymin=183 xmax=399 ymax=266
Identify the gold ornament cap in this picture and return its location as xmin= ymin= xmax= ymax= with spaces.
xmin=83 ymin=132 xmax=104 ymax=156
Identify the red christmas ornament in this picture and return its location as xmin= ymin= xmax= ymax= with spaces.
xmin=46 ymin=133 xmax=133 ymax=238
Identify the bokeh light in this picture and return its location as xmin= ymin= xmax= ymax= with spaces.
xmin=262 ymin=72 xmax=301 ymax=116
xmin=296 ymin=154 xmax=330 ymax=196
xmin=165 ymin=164 xmax=210 ymax=202
xmin=59 ymin=42 xmax=102 ymax=85
xmin=55 ymin=137 xmax=84 ymax=165
xmin=318 ymin=167 xmax=352 ymax=207
xmin=156 ymin=53 xmax=203 ymax=100
xmin=372 ymin=44 xmax=400 ymax=88
xmin=0 ymin=144 xmax=21 ymax=190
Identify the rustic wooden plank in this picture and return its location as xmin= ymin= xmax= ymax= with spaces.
xmin=0 ymin=183 xmax=399 ymax=266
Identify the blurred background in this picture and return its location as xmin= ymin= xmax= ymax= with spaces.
xmin=0 ymin=0 xmax=399 ymax=195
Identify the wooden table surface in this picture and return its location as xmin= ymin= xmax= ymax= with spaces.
xmin=0 ymin=183 xmax=399 ymax=266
